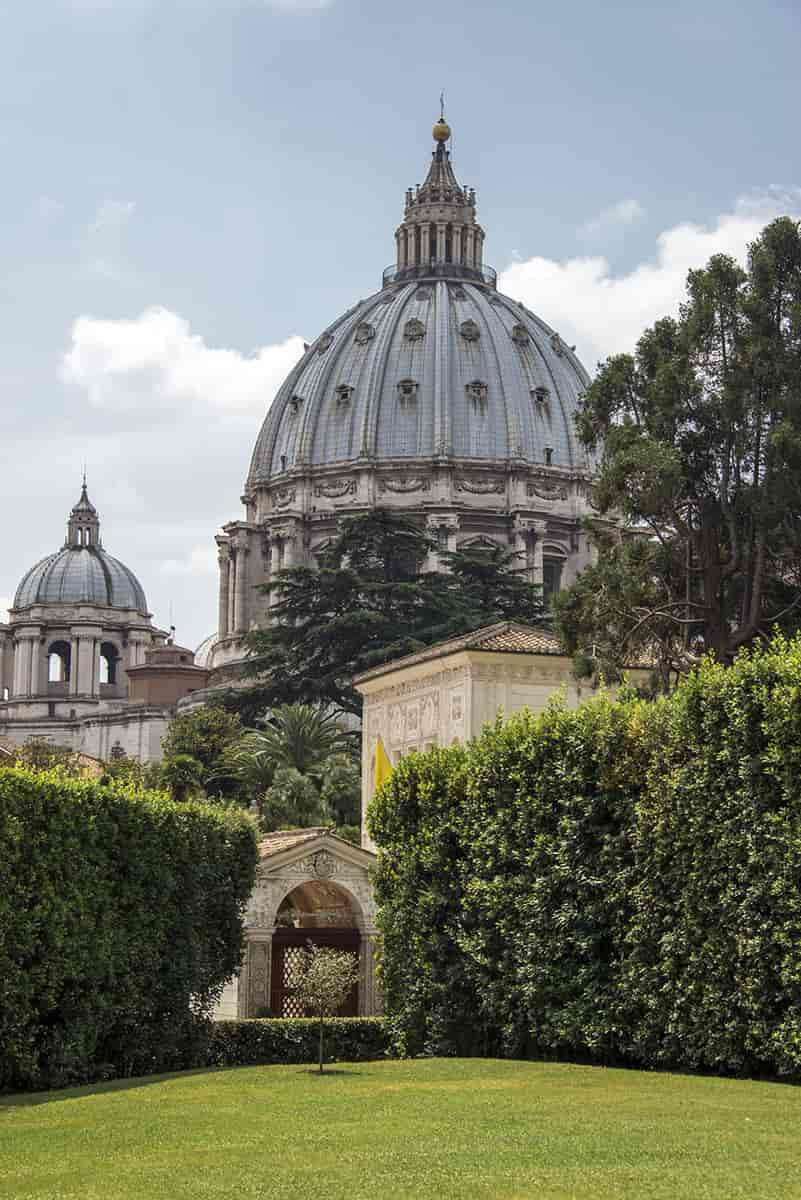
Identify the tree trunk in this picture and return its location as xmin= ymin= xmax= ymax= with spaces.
xmin=319 ymin=1015 xmax=324 ymax=1074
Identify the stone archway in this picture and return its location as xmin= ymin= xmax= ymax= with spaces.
xmin=218 ymin=829 xmax=380 ymax=1021
xmin=270 ymin=880 xmax=361 ymax=1017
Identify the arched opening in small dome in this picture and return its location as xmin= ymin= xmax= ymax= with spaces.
xmin=99 ymin=642 xmax=120 ymax=686
xmin=48 ymin=641 xmax=71 ymax=686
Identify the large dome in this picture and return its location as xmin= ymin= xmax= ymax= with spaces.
xmin=13 ymin=484 xmax=148 ymax=614
xmin=248 ymin=279 xmax=592 ymax=484
xmin=210 ymin=117 xmax=600 ymax=674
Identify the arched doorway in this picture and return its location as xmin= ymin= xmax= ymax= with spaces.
xmin=270 ymin=880 xmax=360 ymax=1017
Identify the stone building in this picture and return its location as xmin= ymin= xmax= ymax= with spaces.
xmin=0 ymin=484 xmax=204 ymax=762
xmin=354 ymin=621 xmax=650 ymax=852
xmin=207 ymin=115 xmax=597 ymax=678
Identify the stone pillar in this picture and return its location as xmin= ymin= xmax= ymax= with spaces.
xmin=29 ymin=634 xmax=42 ymax=697
xmin=75 ymin=634 xmax=97 ymax=696
xmin=444 ymin=514 xmax=460 ymax=556
xmin=421 ymin=222 xmax=431 ymax=265
xmin=396 ymin=230 xmax=405 ymax=269
xmin=477 ymin=231 xmax=484 ymax=269
xmin=532 ymin=520 xmax=547 ymax=587
xmin=216 ymin=539 xmax=230 ymax=638
xmin=69 ymin=632 xmax=79 ymax=695
xmin=244 ymin=935 xmax=272 ymax=1019
xmin=466 ymin=227 xmax=475 ymax=268
xmin=227 ymin=551 xmax=237 ymax=635
xmin=234 ymin=543 xmax=249 ymax=634
xmin=424 ymin=515 xmax=442 ymax=573
xmin=13 ymin=635 xmax=32 ymax=697
xmin=452 ymin=225 xmax=462 ymax=266
xmin=436 ymin=222 xmax=446 ymax=263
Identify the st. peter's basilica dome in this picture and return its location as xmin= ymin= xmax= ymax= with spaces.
xmin=209 ymin=117 xmax=597 ymax=674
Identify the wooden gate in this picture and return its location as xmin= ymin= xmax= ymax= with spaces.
xmin=270 ymin=928 xmax=360 ymax=1017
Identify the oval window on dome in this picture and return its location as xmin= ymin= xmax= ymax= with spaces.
xmin=404 ymin=318 xmax=425 ymax=341
xmin=459 ymin=319 xmax=480 ymax=342
xmin=397 ymin=379 xmax=419 ymax=403
xmin=466 ymin=380 xmax=488 ymax=407
xmin=335 ymin=384 xmax=354 ymax=406
xmin=511 ymin=323 xmax=530 ymax=345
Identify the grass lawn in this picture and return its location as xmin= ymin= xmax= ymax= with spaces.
xmin=2 ymin=1058 xmax=800 ymax=1200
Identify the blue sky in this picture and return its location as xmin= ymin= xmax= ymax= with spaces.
xmin=1 ymin=0 xmax=799 ymax=647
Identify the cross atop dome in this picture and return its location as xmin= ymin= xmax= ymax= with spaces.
xmin=67 ymin=477 xmax=101 ymax=548
xmin=391 ymin=110 xmax=489 ymax=287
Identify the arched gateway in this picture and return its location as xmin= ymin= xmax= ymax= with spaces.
xmin=216 ymin=828 xmax=380 ymax=1019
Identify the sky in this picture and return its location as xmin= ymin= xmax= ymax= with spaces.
xmin=1 ymin=0 xmax=799 ymax=649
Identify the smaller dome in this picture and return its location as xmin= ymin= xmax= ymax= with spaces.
xmin=14 ymin=546 xmax=148 ymax=612
xmin=195 ymin=632 xmax=219 ymax=668
xmin=13 ymin=483 xmax=148 ymax=614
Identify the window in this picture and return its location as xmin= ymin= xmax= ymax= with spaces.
xmin=48 ymin=641 xmax=71 ymax=683
xmin=544 ymin=446 xmax=553 ymax=466
xmin=543 ymin=556 xmax=564 ymax=605
xmin=532 ymin=386 xmax=549 ymax=404
xmin=335 ymin=384 xmax=354 ymax=406
xmin=397 ymin=378 xmax=418 ymax=403
xmin=100 ymin=643 xmax=119 ymax=685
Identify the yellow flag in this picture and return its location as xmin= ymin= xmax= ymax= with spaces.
xmin=374 ymin=736 xmax=393 ymax=793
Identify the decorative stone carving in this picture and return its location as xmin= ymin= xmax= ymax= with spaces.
xmin=450 ymin=285 xmax=467 ymax=301
xmin=397 ymin=378 xmax=418 ymax=403
xmin=459 ymin=319 xmax=480 ymax=342
xmin=272 ymin=487 xmax=296 ymax=508
xmin=550 ymin=332 xmax=564 ymax=356
xmin=379 ymin=475 xmax=431 ymax=494
xmin=421 ymin=692 xmax=438 ymax=737
xmin=511 ymin=323 xmax=530 ymax=344
xmin=415 ymin=287 xmax=431 ymax=302
xmin=317 ymin=333 xmax=334 ymax=355
xmin=289 ymin=394 xmax=304 ymax=414
xmin=389 ymin=703 xmax=403 ymax=744
xmin=527 ymin=480 xmax=569 ymax=501
xmin=354 ymin=322 xmax=375 ymax=345
xmin=335 ymin=384 xmax=354 ymax=405
xmin=404 ymin=318 xmax=426 ymax=341
xmin=311 ymin=850 xmax=336 ymax=878
xmin=455 ymin=476 xmax=504 ymax=495
xmin=466 ymin=380 xmax=488 ymax=406
xmin=532 ymin=386 xmax=550 ymax=404
xmin=314 ymin=478 xmax=356 ymax=499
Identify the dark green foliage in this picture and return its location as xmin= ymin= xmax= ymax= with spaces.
xmin=0 ymin=767 xmax=258 ymax=1091
xmin=556 ymin=217 xmax=801 ymax=682
xmin=370 ymin=637 xmax=801 ymax=1079
xmin=161 ymin=705 xmax=244 ymax=802
xmin=206 ymin=1018 xmax=388 ymax=1067
xmin=239 ymin=508 xmax=542 ymax=718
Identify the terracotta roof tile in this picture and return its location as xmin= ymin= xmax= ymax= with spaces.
xmin=354 ymin=621 xmax=562 ymax=683
xmin=258 ymin=827 xmax=333 ymax=859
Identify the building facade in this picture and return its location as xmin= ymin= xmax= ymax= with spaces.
xmin=207 ymin=115 xmax=597 ymax=677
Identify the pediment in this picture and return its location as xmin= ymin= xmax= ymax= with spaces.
xmin=257 ymin=829 xmax=375 ymax=883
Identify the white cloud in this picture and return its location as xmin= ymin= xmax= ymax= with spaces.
xmin=89 ymin=199 xmax=136 ymax=234
xmin=500 ymin=188 xmax=801 ymax=369
xmin=0 ymin=596 xmax=11 ymax=623
xmin=160 ymin=546 xmax=218 ymax=576
xmin=580 ymin=198 xmax=645 ymax=237
xmin=61 ymin=307 xmax=305 ymax=420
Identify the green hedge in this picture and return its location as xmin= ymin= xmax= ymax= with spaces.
xmin=0 ymin=766 xmax=258 ymax=1091
xmin=369 ymin=636 xmax=801 ymax=1079
xmin=207 ymin=1018 xmax=389 ymax=1067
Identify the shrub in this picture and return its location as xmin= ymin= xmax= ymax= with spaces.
xmin=0 ymin=766 xmax=258 ymax=1091
xmin=370 ymin=636 xmax=801 ymax=1080
xmin=207 ymin=1018 xmax=388 ymax=1067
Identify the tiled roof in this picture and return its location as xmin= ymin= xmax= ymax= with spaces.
xmin=258 ymin=827 xmax=333 ymax=859
xmin=353 ymin=621 xmax=563 ymax=684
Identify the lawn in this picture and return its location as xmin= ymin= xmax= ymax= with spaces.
xmin=2 ymin=1058 xmax=800 ymax=1200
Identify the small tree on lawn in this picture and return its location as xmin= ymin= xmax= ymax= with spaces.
xmin=293 ymin=943 xmax=360 ymax=1074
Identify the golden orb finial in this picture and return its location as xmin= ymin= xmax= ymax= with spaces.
xmin=432 ymin=117 xmax=451 ymax=143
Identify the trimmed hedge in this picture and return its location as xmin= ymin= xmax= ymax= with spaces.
xmin=369 ymin=636 xmax=801 ymax=1079
xmin=207 ymin=1018 xmax=389 ymax=1067
xmin=0 ymin=766 xmax=258 ymax=1091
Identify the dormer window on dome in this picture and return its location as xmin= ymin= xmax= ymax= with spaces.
xmin=335 ymin=384 xmax=354 ymax=406
xmin=466 ymin=380 xmax=488 ymax=407
xmin=397 ymin=379 xmax=419 ymax=403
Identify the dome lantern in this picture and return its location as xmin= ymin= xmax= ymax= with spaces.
xmin=391 ymin=110 xmax=488 ymax=288
xmin=67 ymin=476 xmax=101 ymax=548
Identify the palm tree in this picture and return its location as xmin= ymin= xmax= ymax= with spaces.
xmin=221 ymin=704 xmax=354 ymax=794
